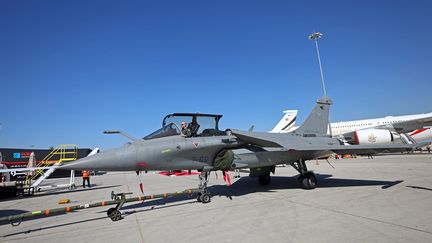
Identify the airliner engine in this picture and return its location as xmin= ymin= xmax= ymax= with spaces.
xmin=354 ymin=129 xmax=396 ymax=145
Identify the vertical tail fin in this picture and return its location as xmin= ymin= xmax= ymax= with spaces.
xmin=270 ymin=110 xmax=298 ymax=133
xmin=293 ymin=96 xmax=332 ymax=137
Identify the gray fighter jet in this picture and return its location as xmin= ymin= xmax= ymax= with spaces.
xmin=62 ymin=95 xmax=426 ymax=203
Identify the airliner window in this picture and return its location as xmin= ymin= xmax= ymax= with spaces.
xmin=143 ymin=123 xmax=180 ymax=140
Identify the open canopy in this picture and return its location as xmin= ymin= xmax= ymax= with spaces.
xmin=143 ymin=113 xmax=226 ymax=140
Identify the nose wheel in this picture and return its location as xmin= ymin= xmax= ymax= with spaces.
xmin=197 ymin=172 xmax=212 ymax=203
xmin=197 ymin=191 xmax=211 ymax=203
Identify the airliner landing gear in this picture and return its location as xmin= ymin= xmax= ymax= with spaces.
xmin=291 ymin=159 xmax=317 ymax=190
xmin=197 ymin=171 xmax=211 ymax=203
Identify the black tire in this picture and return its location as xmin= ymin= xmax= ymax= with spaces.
xmin=107 ymin=208 xmax=116 ymax=217
xmin=197 ymin=192 xmax=202 ymax=202
xmin=109 ymin=209 xmax=122 ymax=221
xmin=201 ymin=193 xmax=211 ymax=204
xmin=258 ymin=174 xmax=271 ymax=186
xmin=301 ymin=172 xmax=317 ymax=190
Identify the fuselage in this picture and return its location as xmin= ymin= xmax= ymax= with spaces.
xmin=288 ymin=113 xmax=432 ymax=142
xmin=62 ymin=135 xmax=242 ymax=171
xmin=61 ymin=133 xmax=339 ymax=172
xmin=330 ymin=113 xmax=432 ymax=136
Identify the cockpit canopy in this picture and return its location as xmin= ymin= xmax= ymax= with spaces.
xmin=143 ymin=113 xmax=226 ymax=140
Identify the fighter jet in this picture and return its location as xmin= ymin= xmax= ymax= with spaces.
xmin=61 ymin=95 xmax=426 ymax=203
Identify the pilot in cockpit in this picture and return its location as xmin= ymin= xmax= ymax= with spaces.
xmin=181 ymin=121 xmax=192 ymax=137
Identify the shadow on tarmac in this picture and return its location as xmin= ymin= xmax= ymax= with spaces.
xmin=211 ymin=174 xmax=403 ymax=195
xmin=406 ymin=185 xmax=432 ymax=191
xmin=1 ymin=174 xmax=403 ymax=237
xmin=2 ymin=216 xmax=108 ymax=238
xmin=0 ymin=209 xmax=28 ymax=218
xmin=0 ymin=184 xmax=122 ymax=203
xmin=120 ymin=173 xmax=403 ymax=212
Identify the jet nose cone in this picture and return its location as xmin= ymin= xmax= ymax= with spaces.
xmin=60 ymin=145 xmax=138 ymax=171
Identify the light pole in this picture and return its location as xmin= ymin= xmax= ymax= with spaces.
xmin=309 ymin=32 xmax=327 ymax=97
xmin=309 ymin=32 xmax=333 ymax=137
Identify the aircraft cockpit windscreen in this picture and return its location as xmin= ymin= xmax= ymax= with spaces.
xmin=196 ymin=116 xmax=219 ymax=135
xmin=143 ymin=123 xmax=181 ymax=140
xmin=163 ymin=114 xmax=225 ymax=137
xmin=164 ymin=116 xmax=193 ymax=130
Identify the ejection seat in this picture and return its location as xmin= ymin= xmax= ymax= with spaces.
xmin=188 ymin=122 xmax=200 ymax=137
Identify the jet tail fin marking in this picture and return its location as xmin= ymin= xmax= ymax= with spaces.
xmin=270 ymin=110 xmax=298 ymax=133
xmin=293 ymin=96 xmax=332 ymax=137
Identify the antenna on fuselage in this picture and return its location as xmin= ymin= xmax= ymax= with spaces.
xmin=103 ymin=130 xmax=137 ymax=141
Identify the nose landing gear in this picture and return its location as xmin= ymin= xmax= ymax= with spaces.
xmin=197 ymin=171 xmax=211 ymax=203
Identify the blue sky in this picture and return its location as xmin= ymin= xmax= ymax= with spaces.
xmin=1 ymin=0 xmax=431 ymax=149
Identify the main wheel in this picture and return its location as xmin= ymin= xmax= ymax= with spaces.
xmin=301 ymin=172 xmax=317 ymax=190
xmin=258 ymin=174 xmax=271 ymax=186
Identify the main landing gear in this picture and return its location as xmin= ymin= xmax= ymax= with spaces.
xmin=197 ymin=171 xmax=211 ymax=204
xmin=291 ymin=159 xmax=317 ymax=190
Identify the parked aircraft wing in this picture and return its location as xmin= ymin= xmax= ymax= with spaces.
xmin=232 ymin=129 xmax=429 ymax=155
xmin=294 ymin=142 xmax=430 ymax=155
xmin=382 ymin=116 xmax=432 ymax=133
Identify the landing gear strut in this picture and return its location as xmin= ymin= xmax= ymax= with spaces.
xmin=291 ymin=159 xmax=317 ymax=190
xmin=197 ymin=171 xmax=211 ymax=203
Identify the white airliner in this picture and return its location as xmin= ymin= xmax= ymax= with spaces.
xmin=272 ymin=111 xmax=432 ymax=145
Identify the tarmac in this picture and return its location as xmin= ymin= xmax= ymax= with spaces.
xmin=1 ymin=153 xmax=432 ymax=243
